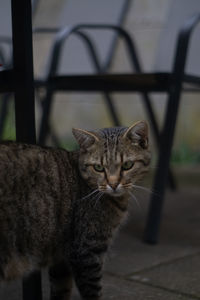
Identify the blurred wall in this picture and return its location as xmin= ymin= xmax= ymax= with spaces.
xmin=0 ymin=0 xmax=199 ymax=154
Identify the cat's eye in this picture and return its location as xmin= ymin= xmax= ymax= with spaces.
xmin=93 ymin=164 xmax=105 ymax=172
xmin=122 ymin=161 xmax=134 ymax=171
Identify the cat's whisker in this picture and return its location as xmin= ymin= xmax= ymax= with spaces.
xmin=99 ymin=186 xmax=107 ymax=192
xmin=99 ymin=189 xmax=107 ymax=193
xmin=128 ymin=191 xmax=142 ymax=211
xmin=131 ymin=184 xmax=159 ymax=196
xmin=93 ymin=192 xmax=104 ymax=208
xmin=81 ymin=189 xmax=99 ymax=201
xmin=91 ymin=191 xmax=101 ymax=201
xmin=122 ymin=184 xmax=133 ymax=189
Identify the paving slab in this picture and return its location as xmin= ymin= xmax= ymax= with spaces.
xmin=1 ymin=268 xmax=198 ymax=300
xmin=105 ymin=187 xmax=200 ymax=276
xmin=129 ymin=253 xmax=200 ymax=299
xmin=105 ymin=234 xmax=200 ymax=276
xmin=72 ymin=275 xmax=194 ymax=300
xmin=0 ymin=280 xmax=21 ymax=300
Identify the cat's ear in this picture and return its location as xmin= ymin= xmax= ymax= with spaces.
xmin=72 ymin=128 xmax=99 ymax=149
xmin=123 ymin=121 xmax=149 ymax=149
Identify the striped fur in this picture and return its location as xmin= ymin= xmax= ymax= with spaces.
xmin=0 ymin=121 xmax=150 ymax=300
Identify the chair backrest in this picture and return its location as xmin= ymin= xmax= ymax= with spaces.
xmin=0 ymin=0 xmax=12 ymax=37
xmin=59 ymin=0 xmax=131 ymax=73
xmin=154 ymin=0 xmax=200 ymax=75
xmin=33 ymin=0 xmax=132 ymax=74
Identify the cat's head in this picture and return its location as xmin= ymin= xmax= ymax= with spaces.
xmin=72 ymin=121 xmax=151 ymax=197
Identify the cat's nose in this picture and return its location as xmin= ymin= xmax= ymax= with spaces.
xmin=109 ymin=183 xmax=119 ymax=191
xmin=108 ymin=175 xmax=119 ymax=191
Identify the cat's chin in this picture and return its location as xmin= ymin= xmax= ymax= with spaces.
xmin=109 ymin=192 xmax=125 ymax=198
xmin=102 ymin=189 xmax=126 ymax=198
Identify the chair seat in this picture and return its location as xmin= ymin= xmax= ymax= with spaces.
xmin=35 ymin=72 xmax=171 ymax=92
xmin=35 ymin=72 xmax=200 ymax=93
xmin=1 ymin=71 xmax=200 ymax=94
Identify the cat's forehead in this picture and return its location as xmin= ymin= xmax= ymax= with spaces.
xmin=97 ymin=126 xmax=127 ymax=149
xmin=92 ymin=126 xmax=136 ymax=161
xmin=99 ymin=126 xmax=127 ymax=139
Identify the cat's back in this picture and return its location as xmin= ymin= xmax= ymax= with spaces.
xmin=0 ymin=141 xmax=78 ymax=208
xmin=0 ymin=140 xmax=75 ymax=183
xmin=0 ymin=142 xmax=77 ymax=257
xmin=0 ymin=141 xmax=51 ymax=171
xmin=0 ymin=142 xmax=67 ymax=194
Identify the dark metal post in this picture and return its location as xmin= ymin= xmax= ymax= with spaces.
xmin=11 ymin=0 xmax=42 ymax=299
xmin=11 ymin=0 xmax=36 ymax=143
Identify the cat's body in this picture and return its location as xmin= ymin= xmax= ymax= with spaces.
xmin=0 ymin=122 xmax=150 ymax=300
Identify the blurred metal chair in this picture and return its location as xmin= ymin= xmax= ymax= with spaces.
xmin=35 ymin=26 xmax=176 ymax=190
xmin=36 ymin=14 xmax=200 ymax=245
xmin=0 ymin=0 xmax=176 ymax=189
xmin=36 ymin=0 xmax=131 ymax=140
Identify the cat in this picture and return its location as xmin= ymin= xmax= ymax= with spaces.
xmin=0 ymin=120 xmax=150 ymax=300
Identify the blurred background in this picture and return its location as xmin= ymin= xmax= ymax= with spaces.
xmin=0 ymin=0 xmax=200 ymax=165
xmin=0 ymin=2 xmax=200 ymax=299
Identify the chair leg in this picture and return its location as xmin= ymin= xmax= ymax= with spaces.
xmin=23 ymin=271 xmax=42 ymax=300
xmin=141 ymin=92 xmax=176 ymax=190
xmin=38 ymin=88 xmax=54 ymax=145
xmin=102 ymin=93 xmax=121 ymax=126
xmin=144 ymin=86 xmax=182 ymax=244
xmin=0 ymin=94 xmax=10 ymax=139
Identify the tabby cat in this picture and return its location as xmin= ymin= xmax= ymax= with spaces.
xmin=0 ymin=121 xmax=150 ymax=300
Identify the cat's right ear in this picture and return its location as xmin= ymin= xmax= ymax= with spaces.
xmin=72 ymin=128 xmax=99 ymax=149
xmin=123 ymin=121 xmax=149 ymax=149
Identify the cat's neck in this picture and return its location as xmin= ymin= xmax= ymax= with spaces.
xmin=68 ymin=150 xmax=79 ymax=165
xmin=104 ymin=194 xmax=129 ymax=213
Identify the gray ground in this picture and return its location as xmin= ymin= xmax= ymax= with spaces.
xmin=1 ymin=166 xmax=200 ymax=300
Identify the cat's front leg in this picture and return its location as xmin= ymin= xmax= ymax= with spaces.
xmin=70 ymin=242 xmax=107 ymax=300
xmin=49 ymin=261 xmax=73 ymax=300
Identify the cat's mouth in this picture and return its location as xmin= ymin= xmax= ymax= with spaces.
xmin=99 ymin=184 xmax=127 ymax=197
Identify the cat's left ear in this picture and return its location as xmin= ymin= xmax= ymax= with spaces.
xmin=72 ymin=128 xmax=99 ymax=149
xmin=123 ymin=121 xmax=149 ymax=149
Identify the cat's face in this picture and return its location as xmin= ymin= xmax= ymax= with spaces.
xmin=73 ymin=121 xmax=151 ymax=197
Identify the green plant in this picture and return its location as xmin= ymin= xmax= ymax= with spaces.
xmin=171 ymin=143 xmax=200 ymax=165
